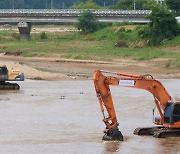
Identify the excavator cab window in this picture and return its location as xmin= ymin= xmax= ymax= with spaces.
xmin=172 ymin=103 xmax=180 ymax=123
xmin=164 ymin=102 xmax=173 ymax=124
xmin=153 ymin=107 xmax=160 ymax=123
xmin=0 ymin=66 xmax=8 ymax=81
xmin=0 ymin=66 xmax=8 ymax=75
xmin=164 ymin=102 xmax=180 ymax=124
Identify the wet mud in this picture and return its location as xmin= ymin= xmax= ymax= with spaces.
xmin=0 ymin=79 xmax=179 ymax=154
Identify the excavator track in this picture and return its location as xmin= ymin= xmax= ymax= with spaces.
xmin=134 ymin=126 xmax=180 ymax=138
xmin=0 ymin=82 xmax=20 ymax=90
xmin=153 ymin=129 xmax=180 ymax=138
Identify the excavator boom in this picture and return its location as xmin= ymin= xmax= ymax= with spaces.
xmin=93 ymin=70 xmax=180 ymax=141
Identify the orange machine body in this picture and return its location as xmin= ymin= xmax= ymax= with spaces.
xmin=93 ymin=70 xmax=180 ymax=140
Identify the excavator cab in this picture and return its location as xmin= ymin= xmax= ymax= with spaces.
xmin=0 ymin=66 xmax=8 ymax=81
xmin=164 ymin=102 xmax=180 ymax=125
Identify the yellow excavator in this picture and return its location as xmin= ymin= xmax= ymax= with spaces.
xmin=0 ymin=65 xmax=24 ymax=90
xmin=93 ymin=70 xmax=180 ymax=141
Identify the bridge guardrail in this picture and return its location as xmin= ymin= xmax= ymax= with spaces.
xmin=0 ymin=9 xmax=151 ymax=16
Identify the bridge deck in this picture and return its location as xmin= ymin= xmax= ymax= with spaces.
xmin=0 ymin=9 xmax=151 ymax=23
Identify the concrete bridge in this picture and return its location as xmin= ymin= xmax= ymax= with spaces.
xmin=0 ymin=9 xmax=151 ymax=40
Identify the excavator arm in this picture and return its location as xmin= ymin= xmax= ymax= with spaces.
xmin=93 ymin=70 xmax=175 ymax=141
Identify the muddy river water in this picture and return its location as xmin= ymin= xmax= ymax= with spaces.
xmin=0 ymin=79 xmax=179 ymax=154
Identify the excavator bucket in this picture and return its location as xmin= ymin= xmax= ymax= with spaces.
xmin=103 ymin=128 xmax=123 ymax=141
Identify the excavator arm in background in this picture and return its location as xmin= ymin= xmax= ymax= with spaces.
xmin=93 ymin=70 xmax=180 ymax=141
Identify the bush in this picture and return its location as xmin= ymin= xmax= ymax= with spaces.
xmin=77 ymin=10 xmax=97 ymax=34
xmin=138 ymin=6 xmax=180 ymax=45
xmin=40 ymin=32 xmax=47 ymax=39
xmin=91 ymin=27 xmax=117 ymax=40
xmin=11 ymin=33 xmax=19 ymax=40
xmin=117 ymin=27 xmax=139 ymax=42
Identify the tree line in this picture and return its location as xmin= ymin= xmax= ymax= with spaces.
xmin=0 ymin=0 xmax=179 ymax=14
xmin=78 ymin=6 xmax=180 ymax=45
xmin=0 ymin=0 xmax=115 ymax=9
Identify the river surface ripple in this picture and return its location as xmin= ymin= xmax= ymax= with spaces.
xmin=0 ymin=79 xmax=179 ymax=154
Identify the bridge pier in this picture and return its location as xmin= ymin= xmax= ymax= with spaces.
xmin=18 ymin=22 xmax=31 ymax=41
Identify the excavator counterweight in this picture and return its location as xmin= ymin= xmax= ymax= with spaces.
xmin=93 ymin=70 xmax=180 ymax=141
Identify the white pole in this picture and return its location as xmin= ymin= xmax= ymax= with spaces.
xmin=134 ymin=0 xmax=136 ymax=10
xmin=13 ymin=0 xmax=14 ymax=9
xmin=51 ymin=0 xmax=53 ymax=9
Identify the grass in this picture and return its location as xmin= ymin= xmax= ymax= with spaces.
xmin=0 ymin=26 xmax=179 ymax=68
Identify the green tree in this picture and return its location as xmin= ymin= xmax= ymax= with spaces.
xmin=71 ymin=0 xmax=101 ymax=9
xmin=166 ymin=0 xmax=180 ymax=15
xmin=77 ymin=10 xmax=97 ymax=34
xmin=113 ymin=0 xmax=133 ymax=10
xmin=138 ymin=6 xmax=180 ymax=45
xmin=166 ymin=0 xmax=180 ymax=12
xmin=142 ymin=0 xmax=157 ymax=10
xmin=110 ymin=0 xmax=156 ymax=10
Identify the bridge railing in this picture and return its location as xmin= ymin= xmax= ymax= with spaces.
xmin=0 ymin=9 xmax=151 ymax=16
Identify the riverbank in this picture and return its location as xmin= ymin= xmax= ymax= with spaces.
xmin=0 ymin=53 xmax=180 ymax=80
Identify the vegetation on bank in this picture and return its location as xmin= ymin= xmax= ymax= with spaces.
xmin=76 ymin=6 xmax=180 ymax=45
xmin=0 ymin=5 xmax=179 ymax=68
xmin=138 ymin=6 xmax=180 ymax=45
xmin=0 ymin=24 xmax=179 ymax=68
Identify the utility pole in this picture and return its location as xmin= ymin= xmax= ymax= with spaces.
xmin=51 ymin=0 xmax=53 ymax=9
xmin=104 ymin=1 xmax=106 ymax=7
xmin=133 ymin=0 xmax=136 ymax=10
xmin=13 ymin=0 xmax=15 ymax=9
xmin=45 ymin=0 xmax=48 ymax=9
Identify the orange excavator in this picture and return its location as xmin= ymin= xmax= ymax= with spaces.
xmin=93 ymin=70 xmax=180 ymax=141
